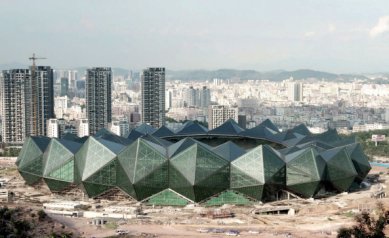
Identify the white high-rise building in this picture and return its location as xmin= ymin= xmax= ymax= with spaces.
xmin=287 ymin=82 xmax=303 ymax=102
xmin=165 ymin=90 xmax=172 ymax=111
xmin=77 ymin=119 xmax=89 ymax=137
xmin=184 ymin=86 xmax=198 ymax=107
xmin=47 ymin=119 xmax=59 ymax=138
xmin=110 ymin=119 xmax=129 ymax=137
xmin=199 ymin=86 xmax=211 ymax=108
xmin=110 ymin=121 xmax=121 ymax=136
xmin=47 ymin=118 xmax=69 ymax=138
xmin=208 ymin=105 xmax=239 ymax=129
xmin=68 ymin=70 xmax=78 ymax=90
xmin=183 ymin=86 xmax=210 ymax=108
xmin=54 ymin=96 xmax=68 ymax=119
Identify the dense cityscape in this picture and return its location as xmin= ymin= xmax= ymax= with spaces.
xmin=1 ymin=1 xmax=389 ymax=238
xmin=1 ymin=65 xmax=388 ymax=145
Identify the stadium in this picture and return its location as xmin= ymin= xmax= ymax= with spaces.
xmin=16 ymin=119 xmax=371 ymax=206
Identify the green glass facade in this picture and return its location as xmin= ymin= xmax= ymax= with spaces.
xmin=17 ymin=120 xmax=371 ymax=205
xmin=285 ymin=148 xmax=325 ymax=197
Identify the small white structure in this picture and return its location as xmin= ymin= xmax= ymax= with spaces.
xmin=43 ymin=201 xmax=83 ymax=211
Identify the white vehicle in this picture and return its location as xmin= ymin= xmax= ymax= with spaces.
xmin=116 ymin=229 xmax=129 ymax=235
xmin=197 ymin=228 xmax=209 ymax=233
xmin=225 ymin=230 xmax=240 ymax=236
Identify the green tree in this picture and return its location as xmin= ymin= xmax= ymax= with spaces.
xmin=337 ymin=203 xmax=389 ymax=238
xmin=38 ymin=210 xmax=47 ymax=221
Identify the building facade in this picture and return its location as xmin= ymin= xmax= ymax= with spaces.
xmin=0 ymin=66 xmax=54 ymax=144
xmin=86 ymin=67 xmax=112 ymax=135
xmin=287 ymin=82 xmax=303 ymax=102
xmin=47 ymin=119 xmax=60 ymax=138
xmin=60 ymin=77 xmax=69 ymax=96
xmin=141 ymin=67 xmax=165 ymax=128
xmin=165 ymin=90 xmax=172 ymax=111
xmin=208 ymin=105 xmax=239 ymax=129
xmin=199 ymin=86 xmax=211 ymax=108
xmin=0 ymin=69 xmax=31 ymax=145
xmin=54 ymin=96 xmax=68 ymax=119
xmin=16 ymin=120 xmax=371 ymax=205
xmin=109 ymin=119 xmax=130 ymax=137
xmin=30 ymin=66 xmax=55 ymax=137
xmin=47 ymin=118 xmax=78 ymax=138
xmin=183 ymin=86 xmax=211 ymax=109
xmin=183 ymin=86 xmax=198 ymax=107
xmin=77 ymin=119 xmax=89 ymax=137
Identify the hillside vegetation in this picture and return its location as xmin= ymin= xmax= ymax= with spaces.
xmin=343 ymin=129 xmax=389 ymax=159
xmin=0 ymin=206 xmax=76 ymax=238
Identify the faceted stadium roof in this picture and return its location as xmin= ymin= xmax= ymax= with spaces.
xmin=17 ymin=119 xmax=371 ymax=205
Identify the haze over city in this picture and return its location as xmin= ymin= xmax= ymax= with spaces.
xmin=1 ymin=1 xmax=389 ymax=238
xmin=1 ymin=0 xmax=389 ymax=72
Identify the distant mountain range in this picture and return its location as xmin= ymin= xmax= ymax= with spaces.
xmin=1 ymin=63 xmax=388 ymax=82
xmin=165 ymin=69 xmax=372 ymax=82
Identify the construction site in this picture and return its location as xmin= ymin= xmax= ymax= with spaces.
xmin=2 ymin=155 xmax=389 ymax=238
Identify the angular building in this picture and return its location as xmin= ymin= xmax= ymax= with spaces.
xmin=17 ymin=120 xmax=371 ymax=206
xmin=86 ymin=67 xmax=112 ymax=135
xmin=141 ymin=68 xmax=165 ymax=128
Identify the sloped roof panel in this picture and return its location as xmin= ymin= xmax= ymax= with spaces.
xmin=258 ymin=119 xmax=280 ymax=133
xmin=314 ymin=129 xmax=341 ymax=143
xmin=208 ymin=119 xmax=244 ymax=135
xmin=126 ymin=129 xmax=145 ymax=141
xmin=152 ymin=125 xmax=175 ymax=137
xmin=94 ymin=128 xmax=113 ymax=137
xmin=290 ymin=124 xmax=311 ymax=136
xmin=141 ymin=134 xmax=172 ymax=147
xmin=168 ymin=138 xmax=197 ymax=157
xmin=95 ymin=137 xmax=126 ymax=154
xmin=141 ymin=137 xmax=168 ymax=156
xmin=61 ymin=133 xmax=80 ymax=142
xmin=58 ymin=138 xmax=83 ymax=154
xmin=30 ymin=136 xmax=51 ymax=152
xmin=99 ymin=133 xmax=132 ymax=146
xmin=135 ymin=123 xmax=157 ymax=134
xmin=212 ymin=141 xmax=246 ymax=161
xmin=176 ymin=121 xmax=208 ymax=135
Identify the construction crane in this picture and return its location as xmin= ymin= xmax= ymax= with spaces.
xmin=29 ymin=53 xmax=46 ymax=68
xmin=28 ymin=53 xmax=47 ymax=136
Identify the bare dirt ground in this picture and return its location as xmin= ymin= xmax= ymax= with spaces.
xmin=2 ymin=157 xmax=389 ymax=238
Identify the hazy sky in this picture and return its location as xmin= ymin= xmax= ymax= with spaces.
xmin=1 ymin=0 xmax=389 ymax=73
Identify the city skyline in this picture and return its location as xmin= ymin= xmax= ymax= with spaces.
xmin=1 ymin=1 xmax=389 ymax=73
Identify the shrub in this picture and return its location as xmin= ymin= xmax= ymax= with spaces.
xmin=37 ymin=210 xmax=47 ymax=221
xmin=337 ymin=202 xmax=389 ymax=238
